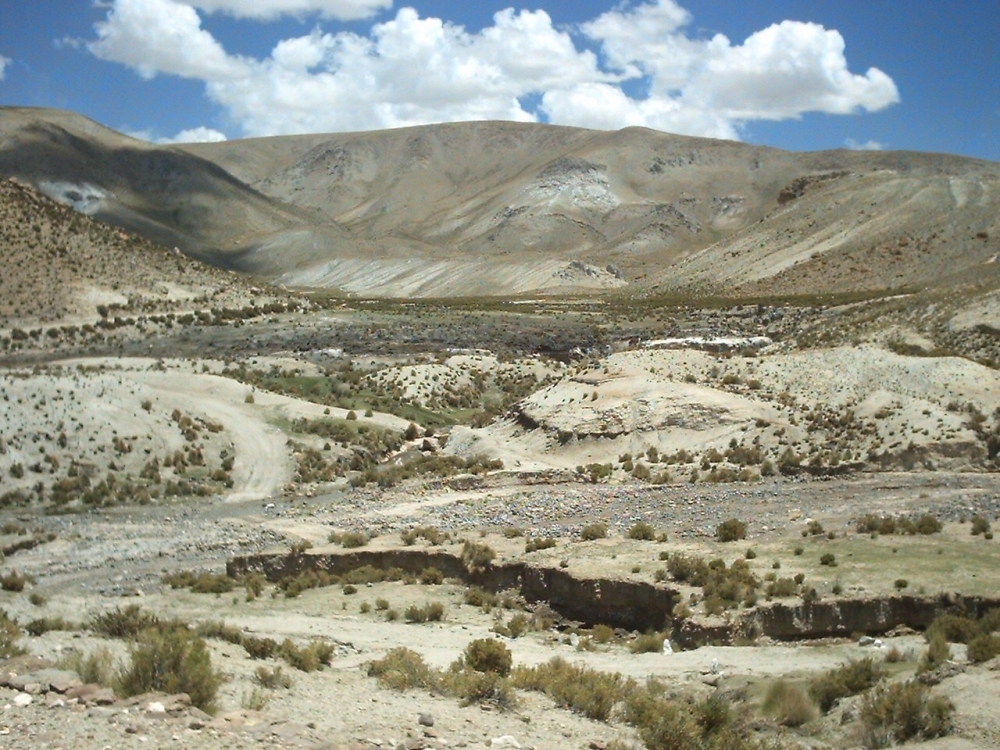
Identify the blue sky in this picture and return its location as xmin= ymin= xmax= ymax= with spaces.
xmin=0 ymin=1 xmax=997 ymax=161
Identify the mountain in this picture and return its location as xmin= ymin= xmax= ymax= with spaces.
xmin=2 ymin=106 xmax=998 ymax=298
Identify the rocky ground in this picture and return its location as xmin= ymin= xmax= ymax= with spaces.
xmin=1 ymin=470 xmax=1000 ymax=749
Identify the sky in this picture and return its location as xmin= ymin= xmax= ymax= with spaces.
xmin=0 ymin=1 xmax=997 ymax=161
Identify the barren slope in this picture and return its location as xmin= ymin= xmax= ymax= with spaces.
xmin=4 ymin=106 xmax=999 ymax=298
xmin=0 ymin=178 xmax=266 ymax=327
xmin=0 ymin=107 xmax=310 ymax=264
xmin=184 ymin=121 xmax=1000 ymax=296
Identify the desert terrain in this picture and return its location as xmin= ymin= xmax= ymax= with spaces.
xmin=1 ymin=108 xmax=1000 ymax=750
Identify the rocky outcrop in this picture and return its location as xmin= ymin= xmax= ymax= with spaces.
xmin=228 ymin=548 xmax=1000 ymax=648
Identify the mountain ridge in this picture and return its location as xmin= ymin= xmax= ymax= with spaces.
xmin=1 ymin=106 xmax=997 ymax=298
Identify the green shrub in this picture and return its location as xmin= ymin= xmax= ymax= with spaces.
xmin=860 ymin=680 xmax=953 ymax=747
xmin=716 ymin=518 xmax=747 ymax=542
xmin=375 ymin=597 xmax=390 ymax=611
xmin=971 ymin=515 xmax=991 ymax=535
xmin=820 ymin=553 xmax=837 ymax=566
xmin=763 ymin=680 xmax=817 ymax=726
xmin=115 ymin=624 xmax=221 ymax=712
xmin=580 ymin=523 xmax=607 ymax=541
xmin=809 ymin=657 xmax=884 ymax=713
xmin=367 ymin=647 xmax=435 ymax=691
xmin=463 ymin=638 xmax=512 ymax=676
xmin=464 ymin=586 xmax=500 ymax=609
xmin=626 ymin=522 xmax=656 ymax=541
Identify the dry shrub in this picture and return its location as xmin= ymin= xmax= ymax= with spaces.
xmin=367 ymin=647 xmax=434 ymax=691
xmin=464 ymin=638 xmax=512 ymax=676
xmin=859 ymin=680 xmax=953 ymax=748
xmin=90 ymin=605 xmax=159 ymax=638
xmin=254 ymin=665 xmax=293 ymax=689
xmin=630 ymin=631 xmax=666 ymax=654
xmin=511 ymin=657 xmax=627 ymax=721
xmin=967 ymin=633 xmax=1000 ymax=663
xmin=809 ymin=657 xmax=884 ymax=713
xmin=763 ymin=680 xmax=817 ymax=726
xmin=115 ymin=624 xmax=221 ymax=713
xmin=627 ymin=522 xmax=656 ymax=541
xmin=580 ymin=523 xmax=608 ymax=541
xmin=716 ymin=518 xmax=747 ymax=542
xmin=0 ymin=609 xmax=25 ymax=659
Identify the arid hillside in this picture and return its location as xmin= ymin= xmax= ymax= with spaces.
xmin=2 ymin=106 xmax=999 ymax=298
xmin=0 ymin=177 xmax=271 ymax=328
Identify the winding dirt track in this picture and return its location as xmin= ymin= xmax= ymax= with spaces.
xmin=143 ymin=373 xmax=291 ymax=502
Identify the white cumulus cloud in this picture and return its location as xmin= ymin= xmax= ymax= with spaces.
xmin=845 ymin=138 xmax=885 ymax=151
xmin=86 ymin=0 xmax=901 ymax=139
xmin=124 ymin=125 xmax=228 ymax=143
xmin=88 ymin=0 xmax=250 ymax=81
xmin=183 ymin=0 xmax=391 ymax=21
xmin=161 ymin=126 xmax=228 ymax=143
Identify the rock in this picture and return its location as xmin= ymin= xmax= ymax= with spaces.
xmin=918 ymin=662 xmax=966 ymax=685
xmin=590 ymin=742 xmax=608 ymax=750
xmin=146 ymin=701 xmax=166 ymax=714
xmin=859 ymin=635 xmax=876 ymax=647
xmin=662 ymin=640 xmax=673 ymax=655
xmin=88 ymin=687 xmax=118 ymax=706
xmin=44 ymin=692 xmax=66 ymax=708
xmin=489 ymin=737 xmax=520 ymax=749
xmin=65 ymin=683 xmax=103 ymax=701
xmin=418 ymin=712 xmax=435 ymax=727
xmin=14 ymin=693 xmax=32 ymax=707
xmin=8 ymin=669 xmax=82 ymax=694
xmin=396 ymin=740 xmax=427 ymax=750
